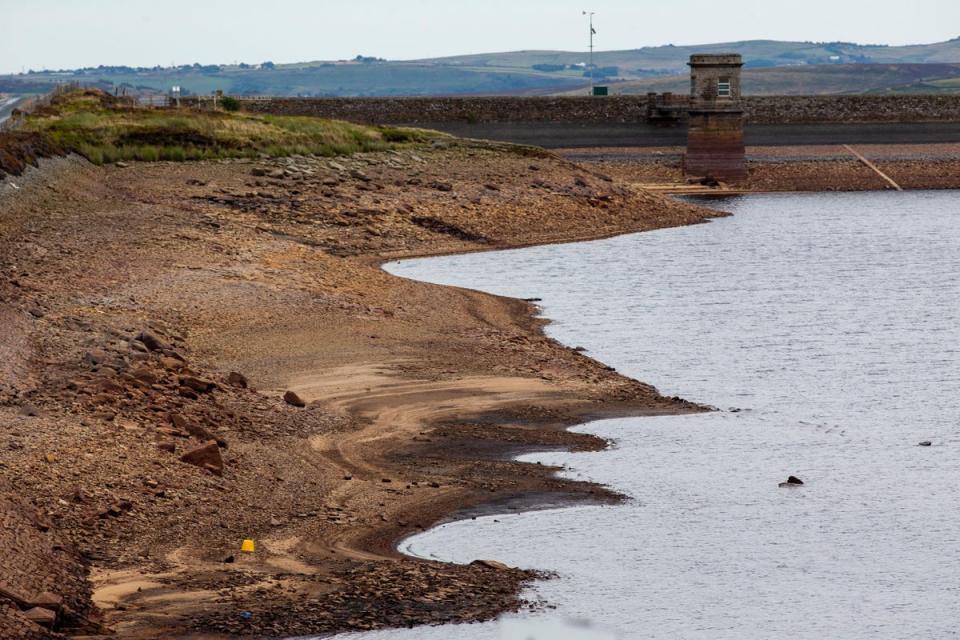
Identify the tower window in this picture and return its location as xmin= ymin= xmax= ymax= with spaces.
xmin=717 ymin=78 xmax=732 ymax=97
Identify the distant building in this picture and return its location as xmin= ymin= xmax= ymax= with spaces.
xmin=685 ymin=54 xmax=746 ymax=181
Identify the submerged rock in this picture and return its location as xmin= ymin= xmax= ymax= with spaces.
xmin=779 ymin=475 xmax=804 ymax=488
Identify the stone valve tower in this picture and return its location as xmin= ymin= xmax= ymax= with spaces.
xmin=685 ymin=54 xmax=746 ymax=181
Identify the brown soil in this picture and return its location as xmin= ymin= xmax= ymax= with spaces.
xmin=0 ymin=142 xmax=716 ymax=639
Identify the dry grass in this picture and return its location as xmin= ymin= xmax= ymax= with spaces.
xmin=22 ymin=89 xmax=438 ymax=165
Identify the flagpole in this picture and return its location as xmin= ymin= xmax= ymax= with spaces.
xmin=583 ymin=10 xmax=595 ymax=92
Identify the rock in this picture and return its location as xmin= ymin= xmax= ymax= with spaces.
xmin=18 ymin=403 xmax=41 ymax=417
xmin=178 ymin=386 xmax=199 ymax=400
xmin=283 ymin=390 xmax=306 ymax=407
xmin=227 ymin=371 xmax=248 ymax=388
xmin=268 ymin=169 xmax=286 ymax=179
xmin=159 ymin=356 xmax=184 ymax=371
xmin=156 ymin=426 xmax=188 ymax=438
xmin=779 ymin=475 xmax=804 ymax=488
xmin=470 ymin=559 xmax=510 ymax=571
xmin=270 ymin=517 xmax=282 ymax=526
xmin=223 ymin=555 xmax=235 ymax=563
xmin=180 ymin=440 xmax=223 ymax=476
xmin=430 ymin=181 xmax=453 ymax=192
xmin=169 ymin=413 xmax=225 ymax=447
xmin=918 ymin=441 xmax=933 ymax=447
xmin=350 ymin=169 xmax=371 ymax=182
xmin=180 ymin=376 xmax=215 ymax=393
xmin=157 ymin=441 xmax=176 ymax=453
xmin=23 ymin=606 xmax=57 ymax=628
xmin=115 ymin=161 xmax=129 ymax=168
xmin=136 ymin=331 xmax=166 ymax=352
xmin=130 ymin=368 xmax=158 ymax=385
xmin=29 ymin=592 xmax=63 ymax=611
xmin=251 ymin=167 xmax=268 ymax=176
xmin=82 ymin=349 xmax=109 ymax=366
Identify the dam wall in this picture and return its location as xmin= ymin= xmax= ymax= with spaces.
xmin=223 ymin=95 xmax=960 ymax=148
xmin=235 ymin=95 xmax=960 ymax=125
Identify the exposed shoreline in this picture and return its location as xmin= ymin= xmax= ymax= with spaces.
xmin=0 ymin=144 xmax=956 ymax=639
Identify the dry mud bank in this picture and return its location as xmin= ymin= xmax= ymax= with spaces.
xmin=0 ymin=142 xmax=716 ymax=638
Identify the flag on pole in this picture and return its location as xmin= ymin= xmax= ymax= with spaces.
xmin=591 ymin=26 xmax=597 ymax=34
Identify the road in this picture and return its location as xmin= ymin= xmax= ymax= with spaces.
xmin=0 ymin=96 xmax=29 ymax=126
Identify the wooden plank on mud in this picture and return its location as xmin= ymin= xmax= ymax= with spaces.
xmin=843 ymin=144 xmax=903 ymax=191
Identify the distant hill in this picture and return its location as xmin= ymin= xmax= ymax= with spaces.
xmin=554 ymin=63 xmax=960 ymax=96
xmin=4 ymin=38 xmax=960 ymax=97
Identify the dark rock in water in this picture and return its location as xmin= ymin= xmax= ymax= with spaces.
xmin=283 ymin=390 xmax=306 ymax=407
xmin=779 ymin=475 xmax=804 ymax=488
xmin=918 ymin=441 xmax=933 ymax=447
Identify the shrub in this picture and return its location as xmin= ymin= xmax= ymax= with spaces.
xmin=220 ymin=96 xmax=240 ymax=112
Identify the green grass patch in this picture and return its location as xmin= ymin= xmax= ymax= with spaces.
xmin=22 ymin=89 xmax=438 ymax=165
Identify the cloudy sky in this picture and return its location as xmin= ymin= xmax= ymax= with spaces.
xmin=2 ymin=0 xmax=958 ymax=73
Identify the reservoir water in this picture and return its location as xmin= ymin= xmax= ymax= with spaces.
xmin=337 ymin=191 xmax=960 ymax=639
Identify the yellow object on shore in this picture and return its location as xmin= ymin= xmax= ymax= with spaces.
xmin=241 ymin=539 xmax=255 ymax=553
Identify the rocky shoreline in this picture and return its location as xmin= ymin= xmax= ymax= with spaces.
xmin=0 ymin=143 xmax=715 ymax=639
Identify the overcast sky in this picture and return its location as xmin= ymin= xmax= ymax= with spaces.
xmin=2 ymin=0 xmax=959 ymax=73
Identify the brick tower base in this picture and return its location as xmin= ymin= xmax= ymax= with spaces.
xmin=685 ymin=109 xmax=746 ymax=181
